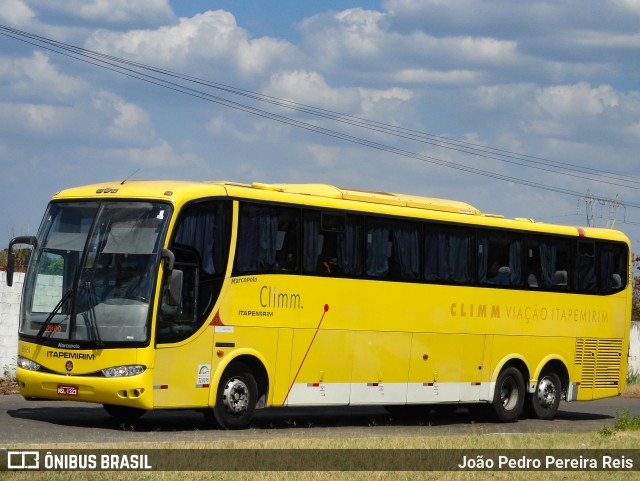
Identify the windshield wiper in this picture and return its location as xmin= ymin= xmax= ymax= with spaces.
xmin=84 ymin=281 xmax=104 ymax=347
xmin=36 ymin=288 xmax=73 ymax=339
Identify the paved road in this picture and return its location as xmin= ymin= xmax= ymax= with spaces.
xmin=1 ymin=394 xmax=639 ymax=444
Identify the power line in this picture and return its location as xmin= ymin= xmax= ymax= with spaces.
xmin=1 ymin=24 xmax=639 ymax=208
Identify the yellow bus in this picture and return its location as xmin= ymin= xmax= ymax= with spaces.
xmin=7 ymin=180 xmax=632 ymax=428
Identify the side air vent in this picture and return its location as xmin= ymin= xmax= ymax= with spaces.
xmin=575 ymin=338 xmax=622 ymax=389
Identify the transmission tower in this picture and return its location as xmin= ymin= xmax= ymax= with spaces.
xmin=583 ymin=192 xmax=621 ymax=228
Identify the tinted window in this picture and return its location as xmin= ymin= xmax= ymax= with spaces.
xmin=366 ymin=217 xmax=420 ymax=280
xmin=303 ymin=211 xmax=363 ymax=276
xmin=235 ymin=203 xmax=299 ymax=274
xmin=424 ymin=225 xmax=473 ymax=283
xmin=574 ymin=240 xmax=597 ymax=292
xmin=599 ymin=242 xmax=627 ymax=293
xmin=478 ymin=231 xmax=524 ymax=286
xmin=526 ymin=236 xmax=570 ymax=289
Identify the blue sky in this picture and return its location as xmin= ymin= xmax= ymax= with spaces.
xmin=0 ymin=0 xmax=639 ymax=252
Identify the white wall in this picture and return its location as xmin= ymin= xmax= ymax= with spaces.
xmin=629 ymin=321 xmax=640 ymax=376
xmin=0 ymin=272 xmax=23 ymax=377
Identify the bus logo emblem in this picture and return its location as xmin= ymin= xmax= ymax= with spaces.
xmin=65 ymin=361 xmax=73 ymax=372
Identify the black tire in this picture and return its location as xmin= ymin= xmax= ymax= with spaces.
xmin=211 ymin=363 xmax=257 ymax=430
xmin=491 ymin=367 xmax=525 ymax=422
xmin=526 ymin=371 xmax=561 ymax=420
xmin=102 ymin=404 xmax=146 ymax=421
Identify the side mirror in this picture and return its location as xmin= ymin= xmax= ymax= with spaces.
xmin=161 ymin=248 xmax=175 ymax=272
xmin=166 ymin=269 xmax=183 ymax=307
xmin=160 ymin=248 xmax=182 ymax=310
xmin=6 ymin=236 xmax=37 ymax=287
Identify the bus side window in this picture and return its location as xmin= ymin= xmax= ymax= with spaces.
xmin=390 ymin=221 xmax=420 ymax=280
xmin=424 ymin=225 xmax=473 ymax=283
xmin=302 ymin=211 xmax=363 ymax=276
xmin=365 ymin=217 xmax=420 ymax=281
xmin=574 ymin=240 xmax=597 ymax=292
xmin=336 ymin=215 xmax=363 ymax=276
xmin=599 ymin=242 xmax=627 ymax=293
xmin=366 ymin=218 xmax=391 ymax=278
xmin=235 ymin=203 xmax=299 ymax=274
xmin=302 ymin=210 xmax=322 ymax=274
xmin=526 ymin=236 xmax=570 ymax=290
xmin=478 ymin=232 xmax=523 ymax=287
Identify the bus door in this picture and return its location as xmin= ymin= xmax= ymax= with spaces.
xmin=153 ymin=253 xmax=215 ymax=409
xmin=153 ymin=200 xmax=231 ymax=408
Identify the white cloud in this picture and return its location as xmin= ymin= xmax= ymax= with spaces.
xmin=264 ymin=70 xmax=358 ymax=111
xmin=570 ymin=30 xmax=640 ymax=49
xmin=535 ymin=83 xmax=620 ymax=119
xmin=0 ymin=0 xmax=36 ymax=25
xmin=111 ymin=140 xmax=199 ymax=167
xmin=393 ymin=69 xmax=480 ymax=85
xmin=0 ymin=51 xmax=87 ymax=102
xmin=299 ymin=7 xmax=518 ymax=87
xmin=612 ymin=0 xmax=640 ymax=15
xmin=207 ymin=115 xmax=260 ymax=143
xmin=0 ymin=103 xmax=61 ymax=134
xmin=92 ymin=91 xmax=156 ymax=143
xmin=86 ymin=11 xmax=297 ymax=77
xmin=26 ymin=0 xmax=174 ymax=26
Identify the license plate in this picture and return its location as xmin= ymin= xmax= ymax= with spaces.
xmin=57 ymin=385 xmax=78 ymax=396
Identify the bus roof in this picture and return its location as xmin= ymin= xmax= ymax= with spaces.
xmin=53 ymin=180 xmax=480 ymax=215
xmin=245 ymin=182 xmax=481 ymax=215
xmin=51 ymin=179 xmax=630 ymax=244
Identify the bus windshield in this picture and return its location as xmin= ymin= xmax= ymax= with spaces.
xmin=20 ymin=201 xmax=171 ymax=346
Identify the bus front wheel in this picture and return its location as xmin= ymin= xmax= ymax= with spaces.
xmin=210 ymin=362 xmax=257 ymax=430
xmin=526 ymin=371 xmax=561 ymax=420
xmin=492 ymin=367 xmax=525 ymax=422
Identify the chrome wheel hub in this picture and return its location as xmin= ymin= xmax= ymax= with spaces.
xmin=222 ymin=377 xmax=249 ymax=415
xmin=536 ymin=377 xmax=557 ymax=408
xmin=500 ymin=378 xmax=519 ymax=410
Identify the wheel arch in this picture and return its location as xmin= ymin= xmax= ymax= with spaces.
xmin=210 ymin=349 xmax=270 ymax=408
xmin=533 ymin=356 xmax=570 ymax=395
xmin=489 ymin=355 xmax=530 ymax=400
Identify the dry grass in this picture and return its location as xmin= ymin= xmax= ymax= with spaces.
xmin=622 ymin=381 xmax=640 ymax=398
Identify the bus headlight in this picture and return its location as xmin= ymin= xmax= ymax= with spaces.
xmin=101 ymin=365 xmax=146 ymax=378
xmin=17 ymin=356 xmax=41 ymax=371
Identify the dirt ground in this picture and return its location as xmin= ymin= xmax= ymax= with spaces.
xmin=0 ymin=378 xmax=18 ymax=395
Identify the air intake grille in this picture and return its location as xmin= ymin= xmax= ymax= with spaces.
xmin=575 ymin=338 xmax=622 ymax=389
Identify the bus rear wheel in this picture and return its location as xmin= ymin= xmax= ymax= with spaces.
xmin=526 ymin=371 xmax=561 ymax=420
xmin=210 ymin=363 xmax=257 ymax=430
xmin=491 ymin=367 xmax=525 ymax=422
